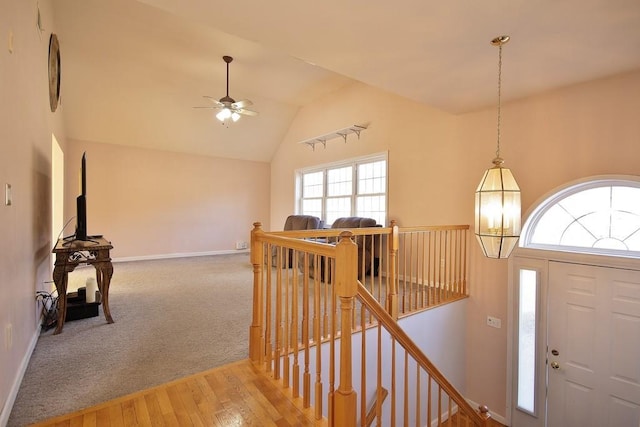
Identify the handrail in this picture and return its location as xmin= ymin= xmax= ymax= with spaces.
xmin=269 ymin=226 xmax=390 ymax=238
xmin=398 ymin=224 xmax=470 ymax=232
xmin=357 ymin=281 xmax=491 ymax=426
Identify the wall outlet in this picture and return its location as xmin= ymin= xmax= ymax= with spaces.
xmin=236 ymin=241 xmax=248 ymax=250
xmin=487 ymin=316 xmax=502 ymax=329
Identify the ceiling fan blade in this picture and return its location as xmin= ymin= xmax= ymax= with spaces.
xmin=202 ymin=96 xmax=224 ymax=107
xmin=232 ymin=99 xmax=253 ymax=109
xmin=237 ymin=108 xmax=259 ymax=117
xmin=192 ymin=106 xmax=217 ymax=109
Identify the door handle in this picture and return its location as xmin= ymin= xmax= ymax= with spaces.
xmin=550 ymin=361 xmax=560 ymax=370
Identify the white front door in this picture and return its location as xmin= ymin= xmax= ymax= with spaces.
xmin=547 ymin=261 xmax=640 ymax=427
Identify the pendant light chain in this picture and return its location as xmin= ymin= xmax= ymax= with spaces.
xmin=495 ymin=42 xmax=503 ymax=161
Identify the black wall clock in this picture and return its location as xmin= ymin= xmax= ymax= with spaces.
xmin=48 ymin=34 xmax=60 ymax=112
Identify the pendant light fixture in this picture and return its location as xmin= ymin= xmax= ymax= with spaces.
xmin=474 ymin=35 xmax=521 ymax=259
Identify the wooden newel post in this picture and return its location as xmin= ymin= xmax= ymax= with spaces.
xmin=333 ymin=231 xmax=358 ymax=427
xmin=387 ymin=220 xmax=399 ymax=320
xmin=249 ymin=222 xmax=264 ymax=363
xmin=478 ymin=404 xmax=492 ymax=427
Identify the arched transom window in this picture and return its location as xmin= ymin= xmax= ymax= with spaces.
xmin=521 ymin=177 xmax=640 ymax=256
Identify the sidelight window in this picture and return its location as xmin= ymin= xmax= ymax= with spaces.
xmin=516 ymin=268 xmax=538 ymax=415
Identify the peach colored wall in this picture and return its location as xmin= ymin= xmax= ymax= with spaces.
xmin=64 ymin=140 xmax=270 ymax=259
xmin=270 ymin=71 xmax=640 ymax=419
xmin=461 ymin=69 xmax=640 ymax=418
xmin=0 ymin=0 xmax=67 ymax=417
xmin=270 ymin=82 xmax=463 ymax=231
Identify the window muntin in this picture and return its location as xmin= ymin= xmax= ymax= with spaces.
xmin=522 ymin=179 xmax=640 ymax=256
xmin=327 ymin=166 xmax=353 ymax=196
xmin=326 ymin=197 xmax=351 ymax=225
xmin=358 ymin=160 xmax=386 ymax=194
xmin=298 ymin=154 xmax=387 ymax=226
xmin=302 ymin=171 xmax=323 ymax=198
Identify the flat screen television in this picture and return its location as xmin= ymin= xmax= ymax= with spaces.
xmin=75 ymin=152 xmax=88 ymax=241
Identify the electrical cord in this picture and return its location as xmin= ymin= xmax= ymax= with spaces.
xmin=58 ymin=216 xmax=76 ymax=241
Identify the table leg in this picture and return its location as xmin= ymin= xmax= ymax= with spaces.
xmin=95 ymin=262 xmax=114 ymax=324
xmin=52 ymin=265 xmax=68 ymax=335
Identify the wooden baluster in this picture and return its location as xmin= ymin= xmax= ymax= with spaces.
xmin=302 ymin=253 xmax=310 ymax=407
xmin=314 ymin=255 xmax=324 ymax=420
xmin=376 ymin=324 xmax=383 ymax=427
xmin=376 ymin=230 xmax=383 ymax=304
xmin=415 ymin=365 xmax=421 ymax=427
xmin=391 ymin=338 xmax=396 ymax=427
xmin=438 ymin=385 xmax=442 ymax=426
xmin=250 ymin=222 xmax=264 ymax=363
xmin=419 ymin=231 xmax=425 ymax=309
xmin=437 ymin=230 xmax=443 ymax=304
xmin=328 ymin=262 xmax=336 ymax=426
xmin=463 ymin=229 xmax=468 ymax=295
xmin=360 ymin=301 xmax=366 ymax=426
xmin=285 ymin=251 xmax=293 ymax=387
xmin=265 ymin=246 xmax=274 ymax=372
xmin=445 ymin=230 xmax=450 ymax=299
xmin=453 ymin=229 xmax=459 ymax=295
xmin=427 ymin=374 xmax=432 ymax=427
xmin=402 ymin=233 xmax=407 ymax=314
xmin=404 ymin=350 xmax=409 ymax=427
xmin=426 ymin=231 xmax=432 ymax=307
xmin=332 ymin=231 xmax=358 ymax=427
xmin=408 ymin=231 xmax=414 ymax=313
xmin=275 ymin=245 xmax=283 ymax=380
xmin=292 ymin=252 xmax=300 ymax=397
xmin=323 ymin=254 xmax=330 ymax=339
xmin=387 ymin=221 xmax=399 ymax=320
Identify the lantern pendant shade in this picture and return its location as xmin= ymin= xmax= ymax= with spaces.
xmin=475 ymin=159 xmax=521 ymax=258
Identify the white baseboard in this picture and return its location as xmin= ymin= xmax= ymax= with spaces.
xmin=466 ymin=398 xmax=508 ymax=426
xmin=113 ymin=249 xmax=249 ymax=263
xmin=0 ymin=325 xmax=41 ymax=427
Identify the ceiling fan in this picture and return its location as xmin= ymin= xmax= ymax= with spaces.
xmin=195 ymin=55 xmax=258 ymax=123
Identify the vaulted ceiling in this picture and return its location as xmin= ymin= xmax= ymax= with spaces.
xmin=53 ymin=0 xmax=640 ymax=162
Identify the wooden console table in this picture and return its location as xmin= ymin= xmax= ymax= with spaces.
xmin=52 ymin=237 xmax=114 ymax=334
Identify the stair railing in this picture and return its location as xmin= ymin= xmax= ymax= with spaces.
xmin=249 ymin=221 xmax=487 ymax=426
xmin=356 ymin=282 xmax=491 ymax=426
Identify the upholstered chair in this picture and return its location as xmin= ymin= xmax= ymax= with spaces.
xmin=331 ymin=217 xmax=379 ymax=277
xmin=304 ymin=216 xmax=379 ymax=280
xmin=273 ymin=215 xmax=322 ymax=267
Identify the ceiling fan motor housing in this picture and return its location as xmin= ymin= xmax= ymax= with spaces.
xmin=219 ymin=95 xmax=235 ymax=105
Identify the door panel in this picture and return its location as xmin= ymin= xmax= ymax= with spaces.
xmin=548 ymin=262 xmax=640 ymax=427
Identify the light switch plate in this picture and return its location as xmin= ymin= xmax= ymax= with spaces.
xmin=5 ymin=183 xmax=11 ymax=206
xmin=487 ymin=316 xmax=502 ymax=328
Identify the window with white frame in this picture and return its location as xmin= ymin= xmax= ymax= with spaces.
xmin=521 ymin=177 xmax=640 ymax=256
xmin=297 ymin=154 xmax=387 ymax=226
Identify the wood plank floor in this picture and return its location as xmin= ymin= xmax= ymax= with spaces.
xmin=28 ymin=358 xmax=506 ymax=427
xmin=29 ymin=359 xmax=325 ymax=427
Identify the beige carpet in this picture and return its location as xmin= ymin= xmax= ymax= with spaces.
xmin=8 ymin=253 xmax=253 ymax=426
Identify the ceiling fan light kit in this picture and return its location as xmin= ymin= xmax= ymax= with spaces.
xmin=194 ymin=55 xmax=258 ymax=124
